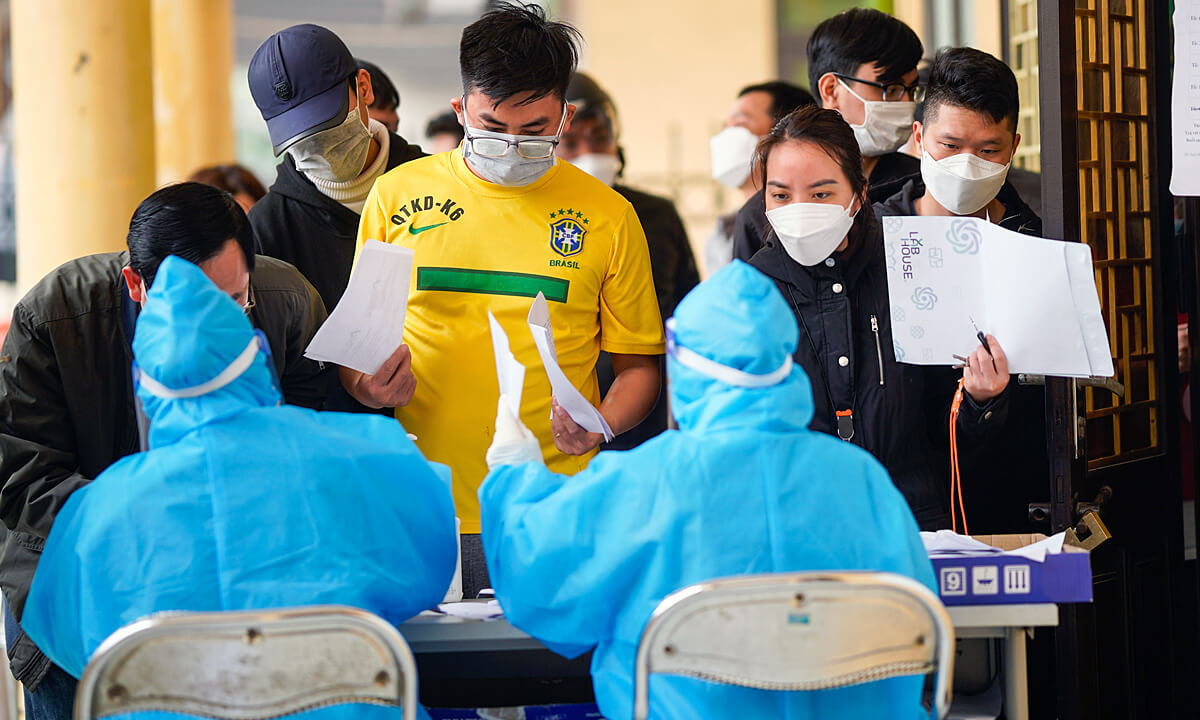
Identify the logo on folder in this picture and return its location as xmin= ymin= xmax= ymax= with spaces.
xmin=549 ymin=208 xmax=588 ymax=258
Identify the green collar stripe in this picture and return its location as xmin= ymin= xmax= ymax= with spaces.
xmin=416 ymin=267 xmax=569 ymax=303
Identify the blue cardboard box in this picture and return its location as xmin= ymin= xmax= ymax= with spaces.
xmin=930 ymin=534 xmax=1093 ymax=606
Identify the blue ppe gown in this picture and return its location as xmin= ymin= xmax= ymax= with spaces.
xmin=479 ymin=260 xmax=938 ymax=720
xmin=22 ymin=256 xmax=457 ymax=720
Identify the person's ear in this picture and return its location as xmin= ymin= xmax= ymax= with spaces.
xmin=122 ymin=266 xmax=145 ymax=304
xmin=1011 ymin=132 xmax=1022 ymax=161
xmin=817 ymin=72 xmax=840 ymax=110
xmin=913 ymin=121 xmax=924 ymax=154
xmin=561 ymin=102 xmax=576 ymax=134
xmin=450 ymin=96 xmax=465 ymax=126
xmin=358 ymin=68 xmax=375 ymax=108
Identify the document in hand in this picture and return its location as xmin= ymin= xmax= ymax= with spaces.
xmin=304 ymin=240 xmax=415 ymax=375
xmin=527 ymin=292 xmax=615 ymax=441
xmin=882 ymin=216 xmax=1114 ymax=377
xmin=488 ymin=311 xmax=525 ymax=418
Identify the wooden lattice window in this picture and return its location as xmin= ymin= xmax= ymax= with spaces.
xmin=1009 ymin=0 xmax=1041 ymax=172
xmin=1075 ymin=0 xmax=1159 ymax=467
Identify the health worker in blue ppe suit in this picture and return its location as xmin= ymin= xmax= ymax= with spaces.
xmin=479 ymin=260 xmax=937 ymax=720
xmin=22 ymin=256 xmax=457 ymax=720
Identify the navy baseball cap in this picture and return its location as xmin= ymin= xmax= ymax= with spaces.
xmin=248 ymin=24 xmax=358 ymax=156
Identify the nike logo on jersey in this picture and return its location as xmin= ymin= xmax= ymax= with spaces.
xmin=409 ymin=222 xmax=449 ymax=235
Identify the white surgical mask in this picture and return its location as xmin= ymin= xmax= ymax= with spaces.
xmin=460 ymin=99 xmax=567 ymax=187
xmin=920 ymin=138 xmax=1011 ymax=216
xmin=838 ymin=79 xmax=916 ymax=157
xmin=571 ymin=153 xmax=620 ymax=186
xmin=288 ymin=96 xmax=372 ymax=183
xmin=710 ymin=126 xmax=759 ymax=189
xmin=766 ymin=201 xmax=857 ymax=266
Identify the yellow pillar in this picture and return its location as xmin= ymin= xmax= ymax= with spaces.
xmin=11 ymin=0 xmax=156 ymax=289
xmin=151 ymin=0 xmax=235 ymax=186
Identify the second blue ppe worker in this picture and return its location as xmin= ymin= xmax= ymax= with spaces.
xmin=479 ymin=260 xmax=936 ymax=720
xmin=22 ymin=257 xmax=457 ymax=720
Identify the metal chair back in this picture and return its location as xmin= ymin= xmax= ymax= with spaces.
xmin=74 ymin=605 xmax=419 ymax=720
xmin=633 ymin=571 xmax=954 ymax=719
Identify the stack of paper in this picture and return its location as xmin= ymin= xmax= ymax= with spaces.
xmin=882 ymin=216 xmax=1113 ymax=378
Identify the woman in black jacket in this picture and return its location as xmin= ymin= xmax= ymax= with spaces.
xmin=747 ymin=106 xmax=1010 ymax=529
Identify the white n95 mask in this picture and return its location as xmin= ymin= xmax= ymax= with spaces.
xmin=710 ymin=126 xmax=759 ymax=189
xmin=838 ymin=80 xmax=916 ymax=157
xmin=920 ymin=142 xmax=1011 ymax=215
xmin=289 ymin=100 xmax=372 ymax=183
xmin=766 ymin=201 xmax=856 ymax=266
xmin=571 ymin=153 xmax=620 ymax=186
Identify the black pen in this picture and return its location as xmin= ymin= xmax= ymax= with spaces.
xmin=970 ymin=316 xmax=993 ymax=357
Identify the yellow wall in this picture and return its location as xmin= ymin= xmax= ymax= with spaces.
xmin=570 ymin=0 xmax=777 ymax=274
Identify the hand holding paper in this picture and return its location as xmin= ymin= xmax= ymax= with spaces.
xmin=527 ymin=292 xmax=615 ymax=442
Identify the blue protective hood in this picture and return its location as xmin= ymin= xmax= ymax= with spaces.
xmin=667 ymin=260 xmax=814 ymax=433
xmin=134 ymin=256 xmax=281 ymax=446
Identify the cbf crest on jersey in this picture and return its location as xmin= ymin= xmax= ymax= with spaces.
xmin=549 ymin=208 xmax=588 ymax=258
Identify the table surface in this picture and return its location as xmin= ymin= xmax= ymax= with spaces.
xmin=400 ymin=601 xmax=1061 ymax=653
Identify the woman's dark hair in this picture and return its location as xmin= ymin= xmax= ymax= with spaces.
xmin=186 ymin=164 xmax=267 ymax=203
xmin=127 ymin=182 xmax=256 ymax=287
xmin=754 ymin=106 xmax=871 ymax=252
xmin=460 ymin=2 xmax=582 ymax=108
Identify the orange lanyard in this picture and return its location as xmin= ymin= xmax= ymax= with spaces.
xmin=949 ymin=378 xmax=969 ymax=535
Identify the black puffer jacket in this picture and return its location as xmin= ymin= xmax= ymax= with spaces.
xmin=749 ymin=210 xmax=1007 ymax=529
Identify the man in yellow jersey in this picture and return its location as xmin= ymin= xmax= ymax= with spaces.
xmin=344 ymin=2 xmax=664 ymax=595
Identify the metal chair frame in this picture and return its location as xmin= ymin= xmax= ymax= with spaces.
xmin=632 ymin=571 xmax=955 ymax=720
xmin=74 ymin=605 xmax=419 ymax=720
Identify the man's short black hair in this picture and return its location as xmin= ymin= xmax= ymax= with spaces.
xmin=425 ymin=110 xmax=465 ymax=143
xmin=738 ymin=81 xmax=816 ymax=123
xmin=357 ymin=58 xmax=399 ymax=111
xmin=460 ymin=2 xmax=581 ymax=108
xmin=127 ymin=182 xmax=256 ymax=287
xmin=807 ymin=8 xmax=923 ymax=100
xmin=923 ymin=47 xmax=1019 ymax=131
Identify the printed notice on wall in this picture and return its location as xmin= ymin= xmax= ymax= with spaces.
xmin=1172 ymin=3 xmax=1200 ymax=195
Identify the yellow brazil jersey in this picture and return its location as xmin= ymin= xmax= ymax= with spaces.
xmin=358 ymin=148 xmax=665 ymax=533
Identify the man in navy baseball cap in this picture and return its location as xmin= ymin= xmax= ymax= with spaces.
xmin=246 ymin=24 xmax=425 ymax=376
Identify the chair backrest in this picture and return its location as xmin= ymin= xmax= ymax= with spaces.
xmin=632 ymin=571 xmax=954 ymax=720
xmin=74 ymin=605 xmax=418 ymax=720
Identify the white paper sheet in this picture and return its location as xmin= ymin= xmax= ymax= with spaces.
xmin=304 ymin=240 xmax=415 ymax=375
xmin=920 ymin=530 xmax=1068 ymax=564
xmin=1172 ymin=2 xmax=1200 ymax=195
xmin=436 ymin=600 xmax=504 ymax=621
xmin=488 ymin=311 xmax=525 ymax=418
xmin=527 ymin=292 xmax=615 ymax=441
xmin=883 ymin=216 xmax=1114 ymax=377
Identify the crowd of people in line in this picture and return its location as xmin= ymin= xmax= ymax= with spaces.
xmin=0 ymin=4 xmax=1046 ymax=718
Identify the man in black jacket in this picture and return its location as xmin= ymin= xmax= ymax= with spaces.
xmin=558 ymin=72 xmax=700 ymax=449
xmin=733 ymin=8 xmax=923 ymax=263
xmin=876 ymin=47 xmax=1045 ymax=533
xmin=0 ymin=183 xmax=328 ymax=718
xmin=247 ymin=24 xmax=425 ymax=315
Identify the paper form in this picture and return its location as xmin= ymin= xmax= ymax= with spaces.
xmin=304 ymin=240 xmax=415 ymax=375
xmin=527 ymin=292 xmax=615 ymax=441
xmin=882 ymin=216 xmax=1114 ymax=378
xmin=1172 ymin=2 xmax=1200 ymax=195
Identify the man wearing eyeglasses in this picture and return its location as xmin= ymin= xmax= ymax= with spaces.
xmin=349 ymin=3 xmax=664 ymax=596
xmin=732 ymin=8 xmax=924 ymax=262
xmin=0 ymin=182 xmax=328 ymax=719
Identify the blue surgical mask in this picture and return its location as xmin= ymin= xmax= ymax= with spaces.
xmin=460 ymin=97 xmax=568 ymax=187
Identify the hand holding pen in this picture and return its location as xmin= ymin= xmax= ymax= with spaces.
xmin=952 ymin=318 xmax=1010 ymax=402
